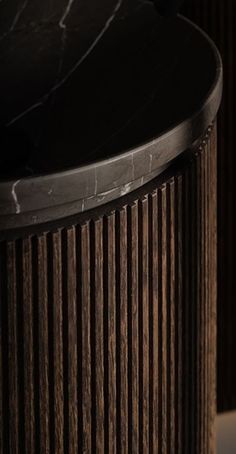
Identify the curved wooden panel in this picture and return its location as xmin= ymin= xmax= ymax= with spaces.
xmin=182 ymin=0 xmax=236 ymax=413
xmin=0 ymin=125 xmax=217 ymax=453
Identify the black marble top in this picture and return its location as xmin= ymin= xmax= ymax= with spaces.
xmin=0 ymin=0 xmax=222 ymax=230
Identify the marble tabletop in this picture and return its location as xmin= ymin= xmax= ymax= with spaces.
xmin=0 ymin=0 xmax=222 ymax=230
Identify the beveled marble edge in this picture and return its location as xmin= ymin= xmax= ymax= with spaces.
xmin=0 ymin=16 xmax=223 ymax=231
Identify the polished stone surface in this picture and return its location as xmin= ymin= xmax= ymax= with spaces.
xmin=0 ymin=1 xmax=222 ymax=229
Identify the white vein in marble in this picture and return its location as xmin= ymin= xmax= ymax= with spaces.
xmin=12 ymin=180 xmax=21 ymax=214
xmin=7 ymin=0 xmax=123 ymax=127
xmin=7 ymin=101 xmax=43 ymax=126
xmin=0 ymin=0 xmax=29 ymax=42
xmin=10 ymin=0 xmax=29 ymax=31
xmin=131 ymin=153 xmax=135 ymax=180
xmin=81 ymin=199 xmax=85 ymax=212
xmin=51 ymin=0 xmax=123 ymax=92
xmin=59 ymin=0 xmax=75 ymax=29
xmin=0 ymin=12 xmax=59 ymax=44
xmin=94 ymin=168 xmax=98 ymax=195
xmin=120 ymin=182 xmax=133 ymax=196
xmin=149 ymin=153 xmax=153 ymax=172
xmin=55 ymin=0 xmax=76 ymax=86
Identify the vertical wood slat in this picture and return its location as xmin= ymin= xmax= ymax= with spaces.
xmin=7 ymin=242 xmax=19 ymax=454
xmin=182 ymin=164 xmax=191 ymax=453
xmin=107 ymin=214 xmax=116 ymax=454
xmin=128 ymin=202 xmax=139 ymax=453
xmin=159 ymin=186 xmax=168 ymax=453
xmin=22 ymin=238 xmax=35 ymax=454
xmin=52 ymin=231 xmax=64 ymax=454
xmin=208 ymin=125 xmax=217 ymax=452
xmin=190 ymin=153 xmax=197 ymax=454
xmin=94 ymin=219 xmax=104 ymax=453
xmin=140 ymin=197 xmax=149 ymax=453
xmin=176 ymin=174 xmax=183 ymax=454
xmin=118 ymin=208 xmax=128 ymax=454
xmin=81 ymin=223 xmax=91 ymax=453
xmin=197 ymin=142 xmax=204 ymax=453
xmin=168 ymin=180 xmax=176 ymax=454
xmin=204 ymin=136 xmax=209 ymax=452
xmin=66 ymin=227 xmax=78 ymax=454
xmin=0 ymin=125 xmax=217 ymax=453
xmin=150 ymin=190 xmax=159 ymax=454
xmin=38 ymin=234 xmax=50 ymax=454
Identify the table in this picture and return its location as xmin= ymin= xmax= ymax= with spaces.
xmin=0 ymin=2 xmax=222 ymax=452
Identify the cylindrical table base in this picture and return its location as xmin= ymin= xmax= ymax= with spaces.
xmin=0 ymin=125 xmax=217 ymax=453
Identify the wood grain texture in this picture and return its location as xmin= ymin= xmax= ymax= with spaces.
xmin=182 ymin=0 xmax=235 ymax=414
xmin=0 ymin=125 xmax=217 ymax=453
xmin=38 ymin=234 xmax=50 ymax=454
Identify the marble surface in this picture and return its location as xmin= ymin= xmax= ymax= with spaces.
xmin=0 ymin=1 xmax=220 ymax=177
xmin=0 ymin=1 xmax=222 ymax=229
xmin=0 ymin=0 xmax=133 ymax=176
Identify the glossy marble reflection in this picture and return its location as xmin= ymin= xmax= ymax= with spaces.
xmin=0 ymin=0 xmax=217 ymax=180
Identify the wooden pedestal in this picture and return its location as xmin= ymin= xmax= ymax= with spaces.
xmin=0 ymin=125 xmax=217 ymax=453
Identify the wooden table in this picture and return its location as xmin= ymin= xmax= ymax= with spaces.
xmin=0 ymin=3 xmax=222 ymax=453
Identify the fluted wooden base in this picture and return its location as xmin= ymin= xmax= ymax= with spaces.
xmin=0 ymin=125 xmax=217 ymax=453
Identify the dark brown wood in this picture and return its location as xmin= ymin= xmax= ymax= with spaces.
xmin=66 ymin=227 xmax=78 ymax=454
xmin=22 ymin=238 xmax=35 ymax=454
xmin=107 ymin=214 xmax=116 ymax=454
xmin=182 ymin=0 xmax=235 ymax=414
xmin=0 ymin=125 xmax=217 ymax=453
xmin=38 ymin=234 xmax=50 ymax=454
xmin=81 ymin=223 xmax=91 ymax=453
xmin=119 ymin=208 xmax=128 ymax=453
